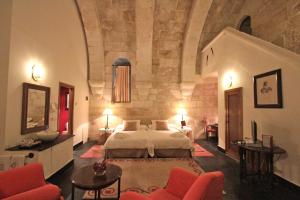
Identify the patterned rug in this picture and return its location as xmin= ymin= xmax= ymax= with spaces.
xmin=80 ymin=143 xmax=214 ymax=159
xmin=80 ymin=145 xmax=104 ymax=158
xmin=82 ymin=158 xmax=204 ymax=199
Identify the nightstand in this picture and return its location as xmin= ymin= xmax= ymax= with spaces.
xmin=181 ymin=126 xmax=193 ymax=141
xmin=99 ymin=128 xmax=114 ymax=143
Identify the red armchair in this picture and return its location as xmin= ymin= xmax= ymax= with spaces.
xmin=0 ymin=163 xmax=64 ymax=200
xmin=121 ymin=168 xmax=224 ymax=200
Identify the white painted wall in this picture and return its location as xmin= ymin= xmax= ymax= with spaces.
xmin=3 ymin=0 xmax=89 ymax=148
xmin=0 ymin=0 xmax=13 ymax=152
xmin=201 ymin=28 xmax=300 ymax=186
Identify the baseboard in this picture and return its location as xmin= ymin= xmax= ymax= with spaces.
xmin=217 ymin=146 xmax=225 ymax=153
xmin=274 ymin=174 xmax=300 ymax=191
xmin=73 ymin=141 xmax=83 ymax=150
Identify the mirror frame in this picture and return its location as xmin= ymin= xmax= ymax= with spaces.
xmin=21 ymin=82 xmax=50 ymax=134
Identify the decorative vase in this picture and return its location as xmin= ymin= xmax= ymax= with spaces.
xmin=93 ymin=161 xmax=107 ymax=176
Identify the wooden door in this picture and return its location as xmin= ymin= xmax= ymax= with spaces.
xmin=225 ymin=88 xmax=243 ymax=159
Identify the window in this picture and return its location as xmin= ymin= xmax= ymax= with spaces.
xmin=112 ymin=58 xmax=131 ymax=103
xmin=238 ymin=16 xmax=252 ymax=35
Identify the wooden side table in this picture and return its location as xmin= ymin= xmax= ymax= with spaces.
xmin=235 ymin=141 xmax=286 ymax=185
xmin=71 ymin=164 xmax=122 ymax=200
xmin=99 ymin=128 xmax=114 ymax=144
xmin=205 ymin=124 xmax=218 ymax=141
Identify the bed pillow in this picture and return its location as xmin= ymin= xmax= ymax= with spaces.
xmin=123 ymin=120 xmax=140 ymax=131
xmin=152 ymin=120 xmax=169 ymax=130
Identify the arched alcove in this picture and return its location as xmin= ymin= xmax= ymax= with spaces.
xmin=238 ymin=16 xmax=252 ymax=35
xmin=112 ymin=58 xmax=131 ymax=103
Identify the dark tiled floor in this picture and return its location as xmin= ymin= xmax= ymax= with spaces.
xmin=48 ymin=140 xmax=300 ymax=200
xmin=193 ymin=139 xmax=300 ymax=200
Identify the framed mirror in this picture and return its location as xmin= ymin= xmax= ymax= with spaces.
xmin=112 ymin=58 xmax=131 ymax=103
xmin=21 ymin=83 xmax=50 ymax=134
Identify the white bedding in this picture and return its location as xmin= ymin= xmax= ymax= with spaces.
xmin=104 ymin=127 xmax=193 ymax=157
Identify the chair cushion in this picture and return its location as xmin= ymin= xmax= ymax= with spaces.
xmin=202 ymin=171 xmax=224 ymax=200
xmin=0 ymin=163 xmax=46 ymax=198
xmin=183 ymin=171 xmax=224 ymax=200
xmin=121 ymin=191 xmax=151 ymax=200
xmin=165 ymin=168 xmax=198 ymax=199
xmin=3 ymin=184 xmax=61 ymax=200
xmin=149 ymin=189 xmax=180 ymax=200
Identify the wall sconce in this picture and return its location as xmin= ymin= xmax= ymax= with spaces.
xmin=103 ymin=108 xmax=113 ymax=129
xmin=32 ymin=65 xmax=43 ymax=81
xmin=223 ymin=71 xmax=235 ymax=89
xmin=224 ymin=75 xmax=233 ymax=88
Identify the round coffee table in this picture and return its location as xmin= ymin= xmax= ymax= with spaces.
xmin=71 ymin=164 xmax=122 ymax=200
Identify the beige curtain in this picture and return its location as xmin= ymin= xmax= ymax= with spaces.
xmin=114 ymin=66 xmax=130 ymax=102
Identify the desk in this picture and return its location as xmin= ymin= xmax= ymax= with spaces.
xmin=236 ymin=142 xmax=286 ymax=182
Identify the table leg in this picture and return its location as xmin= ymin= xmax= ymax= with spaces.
xmin=269 ymin=153 xmax=274 ymax=186
xmin=118 ymin=177 xmax=121 ymax=199
xmin=257 ymin=152 xmax=261 ymax=179
xmin=71 ymin=184 xmax=74 ymax=200
xmin=94 ymin=190 xmax=97 ymax=200
xmin=239 ymin=147 xmax=244 ymax=179
xmin=98 ymin=189 xmax=101 ymax=200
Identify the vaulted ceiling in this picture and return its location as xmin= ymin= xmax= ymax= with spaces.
xmin=75 ymin=0 xmax=212 ymax=95
xmin=75 ymin=0 xmax=300 ymax=95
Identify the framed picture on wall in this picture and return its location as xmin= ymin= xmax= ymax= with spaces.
xmin=253 ymin=69 xmax=283 ymax=108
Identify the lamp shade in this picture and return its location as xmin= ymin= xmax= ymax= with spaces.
xmin=103 ymin=108 xmax=113 ymax=115
xmin=177 ymin=108 xmax=187 ymax=115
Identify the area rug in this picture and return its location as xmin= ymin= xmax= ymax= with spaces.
xmin=193 ymin=143 xmax=214 ymax=157
xmin=82 ymin=158 xmax=204 ymax=199
xmin=81 ymin=143 xmax=214 ymax=159
xmin=80 ymin=145 xmax=104 ymax=158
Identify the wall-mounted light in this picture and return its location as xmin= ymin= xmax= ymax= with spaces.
xmin=223 ymin=71 xmax=236 ymax=89
xmin=224 ymin=75 xmax=233 ymax=88
xmin=103 ymin=108 xmax=113 ymax=129
xmin=32 ymin=65 xmax=43 ymax=81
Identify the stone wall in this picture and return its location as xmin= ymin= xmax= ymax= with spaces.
xmin=89 ymin=76 xmax=218 ymax=142
xmin=196 ymin=0 xmax=300 ymax=73
xmin=78 ymin=0 xmax=218 ymax=141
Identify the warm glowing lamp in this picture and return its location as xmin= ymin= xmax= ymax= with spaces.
xmin=103 ymin=108 xmax=113 ymax=129
xmin=32 ymin=65 xmax=43 ymax=81
xmin=178 ymin=108 xmax=187 ymax=120
xmin=178 ymin=108 xmax=187 ymax=128
xmin=223 ymin=71 xmax=235 ymax=89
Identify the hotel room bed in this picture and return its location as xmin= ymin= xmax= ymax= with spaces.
xmin=104 ymin=127 xmax=193 ymax=158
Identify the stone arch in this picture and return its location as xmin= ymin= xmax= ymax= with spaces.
xmin=181 ymin=0 xmax=212 ymax=83
xmin=112 ymin=58 xmax=131 ymax=67
xmin=180 ymin=0 xmax=212 ymax=99
xmin=75 ymin=0 xmax=105 ymax=95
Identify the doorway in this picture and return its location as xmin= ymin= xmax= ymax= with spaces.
xmin=58 ymin=82 xmax=74 ymax=134
xmin=225 ymin=87 xmax=243 ymax=159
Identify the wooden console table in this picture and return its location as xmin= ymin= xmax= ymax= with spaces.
xmin=235 ymin=142 xmax=286 ymax=183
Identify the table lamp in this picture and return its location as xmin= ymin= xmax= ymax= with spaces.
xmin=103 ymin=108 xmax=113 ymax=129
xmin=178 ymin=108 xmax=187 ymax=128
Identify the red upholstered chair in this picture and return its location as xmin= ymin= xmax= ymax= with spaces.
xmin=0 ymin=163 xmax=64 ymax=200
xmin=121 ymin=168 xmax=224 ymax=200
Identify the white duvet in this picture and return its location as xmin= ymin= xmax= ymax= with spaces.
xmin=104 ymin=127 xmax=193 ymax=157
